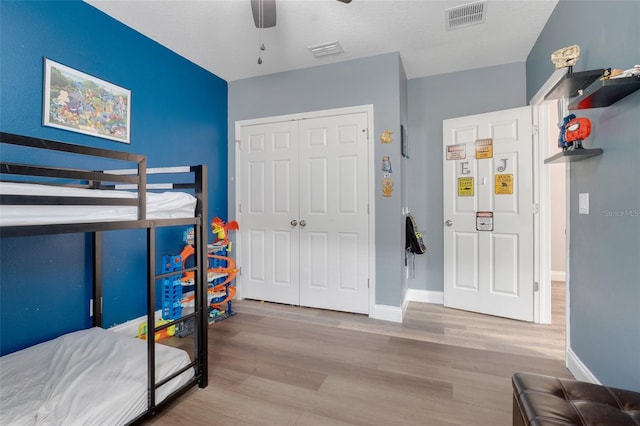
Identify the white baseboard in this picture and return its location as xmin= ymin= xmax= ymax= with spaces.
xmin=566 ymin=346 xmax=601 ymax=384
xmin=406 ymin=289 xmax=444 ymax=305
xmin=371 ymin=304 xmax=403 ymax=323
xmin=370 ymin=289 xmax=444 ymax=324
xmin=108 ymin=309 xmax=163 ymax=337
xmin=551 ymin=270 xmax=566 ymax=282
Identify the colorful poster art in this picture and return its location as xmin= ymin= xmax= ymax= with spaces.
xmin=43 ymin=58 xmax=131 ymax=143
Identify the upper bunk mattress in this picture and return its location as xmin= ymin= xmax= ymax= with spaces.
xmin=0 ymin=327 xmax=194 ymax=425
xmin=0 ymin=182 xmax=197 ymax=227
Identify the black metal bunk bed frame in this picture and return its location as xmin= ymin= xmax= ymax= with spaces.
xmin=0 ymin=131 xmax=209 ymax=424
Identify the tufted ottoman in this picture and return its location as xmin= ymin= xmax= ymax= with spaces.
xmin=512 ymin=372 xmax=640 ymax=426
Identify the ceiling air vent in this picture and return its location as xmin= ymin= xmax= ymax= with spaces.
xmin=445 ymin=1 xmax=487 ymax=31
xmin=308 ymin=41 xmax=344 ymax=58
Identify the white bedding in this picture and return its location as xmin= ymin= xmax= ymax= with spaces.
xmin=0 ymin=328 xmax=194 ymax=425
xmin=0 ymin=182 xmax=197 ymax=227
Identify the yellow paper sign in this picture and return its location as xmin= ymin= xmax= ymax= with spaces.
xmin=495 ymin=174 xmax=513 ymax=195
xmin=475 ymin=138 xmax=493 ymax=159
xmin=458 ymin=177 xmax=474 ymax=197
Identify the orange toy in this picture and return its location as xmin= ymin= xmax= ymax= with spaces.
xmin=211 ymin=217 xmax=239 ymax=246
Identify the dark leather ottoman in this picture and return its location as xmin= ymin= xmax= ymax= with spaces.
xmin=512 ymin=372 xmax=640 ymax=426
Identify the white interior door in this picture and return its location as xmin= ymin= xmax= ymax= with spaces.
xmin=443 ymin=106 xmax=535 ymax=321
xmin=238 ymin=110 xmax=370 ymax=314
xmin=239 ymin=120 xmax=300 ymax=305
xmin=298 ymin=113 xmax=370 ymax=314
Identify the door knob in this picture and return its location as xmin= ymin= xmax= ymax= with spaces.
xmin=445 ymin=220 xmax=453 ymax=227
xmin=290 ymin=219 xmax=298 ymax=227
xmin=299 ymin=220 xmax=307 ymax=227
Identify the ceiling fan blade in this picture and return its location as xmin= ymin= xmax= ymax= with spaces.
xmin=337 ymin=0 xmax=352 ymax=3
xmin=251 ymin=0 xmax=276 ymax=28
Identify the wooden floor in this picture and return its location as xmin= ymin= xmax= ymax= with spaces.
xmin=148 ymin=282 xmax=571 ymax=426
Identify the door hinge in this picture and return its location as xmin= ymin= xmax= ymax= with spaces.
xmin=532 ymin=125 xmax=539 ymax=135
xmin=367 ymin=279 xmax=370 ymax=289
xmin=533 ymin=282 xmax=539 ymax=292
xmin=367 ymin=204 xmax=370 ymax=214
xmin=533 ymin=204 xmax=540 ymax=214
xmin=238 ymin=204 xmax=241 ymax=213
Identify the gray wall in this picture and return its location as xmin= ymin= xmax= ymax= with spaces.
xmin=406 ymin=62 xmax=528 ymax=292
xmin=527 ymin=0 xmax=640 ymax=391
xmin=228 ymin=52 xmax=405 ymax=307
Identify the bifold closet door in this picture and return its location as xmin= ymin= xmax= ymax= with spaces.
xmin=298 ymin=113 xmax=369 ymax=314
xmin=239 ymin=111 xmax=370 ymax=314
xmin=239 ymin=120 xmax=300 ymax=305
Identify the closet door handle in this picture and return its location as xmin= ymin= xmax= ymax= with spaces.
xmin=299 ymin=220 xmax=307 ymax=227
xmin=290 ymin=220 xmax=298 ymax=227
xmin=445 ymin=220 xmax=453 ymax=227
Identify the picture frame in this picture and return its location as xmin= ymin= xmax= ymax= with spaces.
xmin=43 ymin=58 xmax=131 ymax=144
xmin=401 ymin=124 xmax=409 ymax=158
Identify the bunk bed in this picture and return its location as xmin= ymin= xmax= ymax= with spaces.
xmin=0 ymin=132 xmax=209 ymax=425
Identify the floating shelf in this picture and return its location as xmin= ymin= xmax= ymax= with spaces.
xmin=569 ymin=75 xmax=640 ymax=110
xmin=545 ymin=69 xmax=604 ymax=100
xmin=544 ymin=148 xmax=603 ymax=164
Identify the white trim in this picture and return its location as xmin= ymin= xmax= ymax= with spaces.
xmin=233 ymin=105 xmax=376 ymax=316
xmin=406 ymin=289 xmax=444 ymax=304
xmin=530 ymin=70 xmax=567 ymax=325
xmin=551 ymin=270 xmax=566 ymax=282
xmin=566 ymin=346 xmax=601 ymax=384
xmin=371 ymin=303 xmax=403 ymax=323
xmin=529 ymin=69 xmax=567 ymax=105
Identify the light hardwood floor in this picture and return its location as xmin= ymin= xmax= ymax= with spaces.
xmin=148 ymin=282 xmax=570 ymax=426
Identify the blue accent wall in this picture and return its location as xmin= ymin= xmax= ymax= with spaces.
xmin=0 ymin=1 xmax=228 ymax=355
xmin=527 ymin=0 xmax=640 ymax=391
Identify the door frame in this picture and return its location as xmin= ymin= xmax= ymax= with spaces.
xmin=530 ymin=68 xmax=569 ymax=325
xmin=233 ymin=104 xmax=377 ymax=316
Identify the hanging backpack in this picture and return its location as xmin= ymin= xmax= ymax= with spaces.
xmin=406 ymin=213 xmax=427 ymax=254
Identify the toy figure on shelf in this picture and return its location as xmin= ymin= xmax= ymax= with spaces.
xmin=211 ymin=217 xmax=239 ymax=248
xmin=559 ymin=114 xmax=592 ymax=151
xmin=564 ymin=117 xmax=592 ymax=150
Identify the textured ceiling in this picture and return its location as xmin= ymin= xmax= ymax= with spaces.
xmin=85 ymin=0 xmax=558 ymax=82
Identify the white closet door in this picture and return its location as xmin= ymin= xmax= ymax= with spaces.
xmin=239 ymin=120 xmax=300 ymax=305
xmin=298 ymin=112 xmax=370 ymax=314
xmin=238 ymin=111 xmax=370 ymax=314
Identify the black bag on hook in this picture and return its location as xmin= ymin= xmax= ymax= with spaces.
xmin=406 ymin=213 xmax=427 ymax=254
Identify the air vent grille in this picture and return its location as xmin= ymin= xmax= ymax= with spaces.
xmin=446 ymin=1 xmax=487 ymax=30
xmin=308 ymin=41 xmax=344 ymax=58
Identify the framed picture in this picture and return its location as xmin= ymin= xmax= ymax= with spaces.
xmin=401 ymin=124 xmax=409 ymax=158
xmin=43 ymin=58 xmax=131 ymax=143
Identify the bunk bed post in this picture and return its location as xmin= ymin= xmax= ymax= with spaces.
xmin=138 ymin=158 xmax=147 ymax=220
xmin=194 ymin=165 xmax=208 ymax=388
xmin=147 ymin=226 xmax=157 ymax=411
xmin=92 ymin=231 xmax=103 ymax=327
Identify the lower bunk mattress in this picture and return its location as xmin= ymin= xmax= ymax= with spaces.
xmin=0 ymin=327 xmax=194 ymax=425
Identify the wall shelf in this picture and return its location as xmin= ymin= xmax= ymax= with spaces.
xmin=544 ymin=69 xmax=604 ymax=100
xmin=544 ymin=148 xmax=602 ymax=164
xmin=569 ymin=75 xmax=640 ymax=110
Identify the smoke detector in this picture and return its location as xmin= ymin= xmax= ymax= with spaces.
xmin=308 ymin=41 xmax=344 ymax=58
xmin=445 ymin=1 xmax=487 ymax=31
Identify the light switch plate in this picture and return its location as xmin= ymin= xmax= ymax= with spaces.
xmin=579 ymin=193 xmax=589 ymax=215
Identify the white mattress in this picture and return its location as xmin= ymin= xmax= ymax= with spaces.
xmin=0 ymin=182 xmax=197 ymax=227
xmin=0 ymin=327 xmax=194 ymax=425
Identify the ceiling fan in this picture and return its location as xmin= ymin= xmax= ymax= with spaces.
xmin=251 ymin=0 xmax=352 ymax=28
